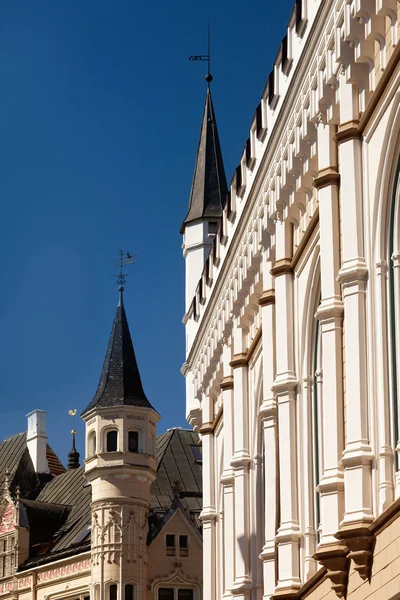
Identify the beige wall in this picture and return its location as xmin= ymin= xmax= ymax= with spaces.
xmin=147 ymin=509 xmax=203 ymax=600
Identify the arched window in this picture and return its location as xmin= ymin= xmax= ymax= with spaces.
xmin=312 ymin=313 xmax=322 ymax=540
xmin=128 ymin=430 xmax=139 ymax=453
xmin=389 ymin=160 xmax=400 ymax=472
xmin=106 ymin=430 xmax=118 ymax=452
xmin=88 ymin=430 xmax=96 ymax=456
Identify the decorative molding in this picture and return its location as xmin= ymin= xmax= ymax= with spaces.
xmin=229 ymin=353 xmax=248 ymax=369
xmin=258 ymin=289 xmax=275 ymax=306
xmin=220 ymin=376 xmax=234 ymax=391
xmin=334 ymin=120 xmax=361 ymax=144
xmin=313 ymin=167 xmax=340 ymax=190
xmin=313 ymin=543 xmax=349 ymax=598
xmin=270 ymin=258 xmax=293 ymax=277
xmin=335 ymin=525 xmax=374 ymax=581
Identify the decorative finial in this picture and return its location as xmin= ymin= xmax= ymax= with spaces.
xmin=189 ymin=22 xmax=213 ymax=86
xmin=67 ymin=409 xmax=80 ymax=469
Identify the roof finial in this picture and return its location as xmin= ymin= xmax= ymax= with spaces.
xmin=67 ymin=409 xmax=80 ymax=469
xmin=113 ymin=250 xmax=137 ymax=304
xmin=189 ymin=22 xmax=213 ymax=87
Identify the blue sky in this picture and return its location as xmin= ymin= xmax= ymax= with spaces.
xmin=0 ymin=0 xmax=294 ymax=465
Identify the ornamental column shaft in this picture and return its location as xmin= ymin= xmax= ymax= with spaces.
xmin=221 ymin=342 xmax=235 ymax=598
xmin=337 ymin=78 xmax=373 ymax=529
xmin=271 ymin=217 xmax=300 ymax=597
xmin=258 ymin=258 xmax=278 ymax=599
xmin=200 ymin=393 xmax=217 ymax=600
xmin=230 ymin=321 xmax=251 ymax=599
xmin=314 ymin=120 xmax=345 ymax=546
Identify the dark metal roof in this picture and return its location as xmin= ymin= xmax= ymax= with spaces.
xmin=82 ymin=292 xmax=155 ymax=415
xmin=15 ymin=429 xmax=202 ymax=569
xmin=150 ymin=429 xmax=202 ymax=529
xmin=181 ymin=87 xmax=228 ymax=232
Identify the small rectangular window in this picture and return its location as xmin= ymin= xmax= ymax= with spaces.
xmin=190 ymin=445 xmax=202 ymax=463
xmin=178 ymin=591 xmax=194 ymax=600
xmin=110 ymin=583 xmax=118 ymax=600
xmin=128 ymin=431 xmax=139 ymax=453
xmin=106 ymin=430 xmax=118 ymax=452
xmin=166 ymin=534 xmax=175 ymax=556
xmin=125 ymin=584 xmax=134 ymax=600
xmin=159 ymin=589 xmax=174 ymax=600
xmin=179 ymin=535 xmax=188 ymax=557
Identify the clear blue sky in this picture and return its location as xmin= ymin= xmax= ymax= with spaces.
xmin=0 ymin=0 xmax=294 ymax=465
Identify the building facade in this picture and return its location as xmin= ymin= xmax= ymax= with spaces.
xmin=0 ymin=290 xmax=203 ymax=600
xmin=181 ymin=1 xmax=400 ymax=599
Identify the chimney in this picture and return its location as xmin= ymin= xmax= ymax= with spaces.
xmin=26 ymin=410 xmax=48 ymax=473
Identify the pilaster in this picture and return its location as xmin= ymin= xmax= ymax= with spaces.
xmin=337 ymin=74 xmax=373 ymax=530
xmin=258 ymin=258 xmax=278 ymax=600
xmin=271 ymin=217 xmax=300 ymax=596
xmin=230 ymin=321 xmax=252 ymax=599
xmin=200 ymin=392 xmax=217 ymax=600
xmin=314 ymin=120 xmax=345 ymax=547
xmin=221 ymin=342 xmax=235 ymax=598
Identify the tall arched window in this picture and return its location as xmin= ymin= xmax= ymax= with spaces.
xmin=312 ymin=313 xmax=322 ymax=540
xmin=389 ymin=160 xmax=400 ymax=473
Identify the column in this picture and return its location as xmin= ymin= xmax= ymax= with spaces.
xmin=258 ymin=257 xmax=278 ymax=599
xmin=220 ymin=340 xmax=235 ymax=598
xmin=200 ymin=393 xmax=217 ymax=600
xmin=336 ymin=77 xmax=373 ymax=529
xmin=314 ymin=119 xmax=345 ymax=545
xmin=271 ymin=216 xmax=300 ymax=596
xmin=230 ymin=320 xmax=252 ymax=599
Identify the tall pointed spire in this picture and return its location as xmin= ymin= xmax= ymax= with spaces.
xmin=82 ymin=288 xmax=154 ymax=415
xmin=180 ymin=85 xmax=228 ymax=233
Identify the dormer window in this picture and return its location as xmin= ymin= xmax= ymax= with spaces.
xmin=106 ymin=430 xmax=118 ymax=452
xmin=128 ymin=431 xmax=139 ymax=453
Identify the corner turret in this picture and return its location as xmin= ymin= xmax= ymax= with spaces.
xmin=181 ymin=83 xmax=227 ymax=310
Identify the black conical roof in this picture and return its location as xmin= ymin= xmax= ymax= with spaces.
xmin=82 ymin=291 xmax=154 ymax=416
xmin=180 ymin=87 xmax=227 ymax=233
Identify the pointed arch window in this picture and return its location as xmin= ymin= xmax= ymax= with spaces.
xmin=389 ymin=160 xmax=400 ymax=473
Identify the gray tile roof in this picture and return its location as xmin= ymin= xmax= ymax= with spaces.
xmin=82 ymin=293 xmax=155 ymax=415
xmin=181 ymin=87 xmax=228 ymax=232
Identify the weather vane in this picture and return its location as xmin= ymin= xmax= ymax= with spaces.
xmin=189 ymin=23 xmax=213 ymax=85
xmin=68 ymin=409 xmax=77 ymax=436
xmin=112 ymin=250 xmax=137 ymax=288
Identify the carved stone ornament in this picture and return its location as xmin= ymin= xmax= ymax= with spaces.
xmin=313 ymin=543 xmax=349 ymax=598
xmin=335 ymin=525 xmax=375 ymax=582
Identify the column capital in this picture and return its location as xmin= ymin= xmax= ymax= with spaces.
xmin=314 ymin=167 xmax=340 ymax=190
xmin=270 ymin=258 xmax=293 ymax=277
xmin=316 ymin=298 xmax=344 ymax=322
xmin=259 ymin=289 xmax=275 ymax=306
xmin=259 ymin=397 xmax=277 ymax=420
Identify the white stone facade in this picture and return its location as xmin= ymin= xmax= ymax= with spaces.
xmin=182 ymin=0 xmax=400 ymax=598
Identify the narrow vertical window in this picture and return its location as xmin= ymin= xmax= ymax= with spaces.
xmin=166 ymin=534 xmax=176 ymax=556
xmin=125 ymin=583 xmax=134 ymax=600
xmin=179 ymin=534 xmax=188 ymax=557
xmin=128 ymin=431 xmax=139 ymax=453
xmin=109 ymin=584 xmax=118 ymax=600
xmin=88 ymin=431 xmax=96 ymax=456
xmin=178 ymin=591 xmax=194 ymax=600
xmin=313 ymin=305 xmax=322 ymax=541
xmin=106 ymin=430 xmax=118 ymax=452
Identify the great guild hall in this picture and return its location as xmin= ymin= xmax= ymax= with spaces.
xmin=181 ymin=0 xmax=400 ymax=599
xmin=2 ymin=0 xmax=400 ymax=600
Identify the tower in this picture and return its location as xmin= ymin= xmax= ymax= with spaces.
xmin=181 ymin=76 xmax=228 ymax=311
xmin=82 ymin=287 xmax=160 ymax=600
